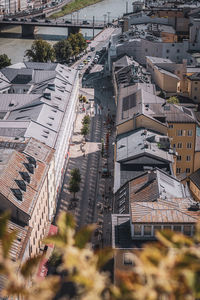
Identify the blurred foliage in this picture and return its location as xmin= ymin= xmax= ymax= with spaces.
xmin=82 ymin=115 xmax=90 ymax=125
xmin=25 ymin=39 xmax=55 ymax=62
xmin=0 ymin=54 xmax=11 ymax=69
xmin=0 ymin=211 xmax=200 ymax=300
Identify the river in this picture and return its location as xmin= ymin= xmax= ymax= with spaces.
xmin=0 ymin=0 xmax=133 ymax=63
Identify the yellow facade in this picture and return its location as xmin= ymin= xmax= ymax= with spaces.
xmin=168 ymin=122 xmax=196 ymax=176
xmin=187 ymin=78 xmax=200 ymax=103
xmin=117 ymin=115 xmax=167 ymax=136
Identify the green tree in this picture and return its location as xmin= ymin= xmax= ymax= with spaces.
xmin=81 ymin=123 xmax=89 ymax=138
xmin=0 ymin=54 xmax=11 ymax=69
xmin=53 ymin=39 xmax=73 ymax=63
xmin=25 ymin=39 xmax=55 ymax=63
xmin=67 ymin=33 xmax=87 ymax=57
xmin=70 ymin=168 xmax=81 ymax=183
xmin=68 ymin=179 xmax=80 ymax=199
xmin=82 ymin=115 xmax=90 ymax=125
xmin=166 ymin=96 xmax=179 ymax=104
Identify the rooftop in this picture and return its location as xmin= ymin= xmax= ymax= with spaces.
xmin=129 ymin=169 xmax=200 ymax=224
xmin=189 ymin=168 xmax=200 ymax=190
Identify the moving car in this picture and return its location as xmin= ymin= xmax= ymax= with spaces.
xmin=65 ymin=20 xmax=72 ymax=24
xmin=77 ymin=63 xmax=84 ymax=70
xmin=82 ymin=20 xmax=90 ymax=25
xmin=31 ymin=18 xmax=38 ymax=22
xmin=83 ymin=60 xmax=88 ymax=65
xmin=45 ymin=19 xmax=51 ymax=23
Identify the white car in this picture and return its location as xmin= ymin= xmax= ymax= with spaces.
xmin=77 ymin=63 xmax=84 ymax=70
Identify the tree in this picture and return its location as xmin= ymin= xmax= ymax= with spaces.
xmin=25 ymin=39 xmax=55 ymax=62
xmin=82 ymin=115 xmax=90 ymax=125
xmin=0 ymin=54 xmax=11 ymax=69
xmin=70 ymin=168 xmax=81 ymax=183
xmin=81 ymin=123 xmax=89 ymax=138
xmin=68 ymin=168 xmax=81 ymax=199
xmin=166 ymin=96 xmax=179 ymax=104
xmin=68 ymin=179 xmax=80 ymax=199
xmin=67 ymin=33 xmax=87 ymax=57
xmin=53 ymin=39 xmax=73 ymax=63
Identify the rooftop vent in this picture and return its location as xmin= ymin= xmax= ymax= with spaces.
xmin=24 ymin=163 xmax=34 ymax=174
xmin=27 ymin=156 xmax=37 ymax=168
xmin=19 ymin=171 xmax=30 ymax=183
xmin=11 ymin=188 xmax=23 ymax=201
xmin=47 ymin=83 xmax=55 ymax=91
xmin=188 ymin=203 xmax=200 ymax=211
xmin=43 ymin=93 xmax=51 ymax=100
xmin=15 ymin=180 xmax=26 ymax=192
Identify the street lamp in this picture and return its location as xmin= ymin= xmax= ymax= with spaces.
xmin=107 ymin=11 xmax=111 ymax=24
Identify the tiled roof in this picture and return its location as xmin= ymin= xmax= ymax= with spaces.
xmin=0 ymin=149 xmax=47 ymax=217
xmin=188 ymin=72 xmax=200 ymax=81
xmin=189 ymin=168 xmax=200 ymax=190
xmin=129 ymin=170 xmax=199 ymax=224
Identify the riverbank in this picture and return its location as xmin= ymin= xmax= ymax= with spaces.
xmin=49 ymin=0 xmax=103 ymax=19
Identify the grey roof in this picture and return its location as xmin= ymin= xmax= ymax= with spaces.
xmin=113 ymin=55 xmax=133 ymax=69
xmin=189 ymin=168 xmax=200 ymax=189
xmin=0 ymin=94 xmax=41 ymax=112
xmin=116 ymin=83 xmax=165 ymax=126
xmin=116 ymin=128 xmax=173 ymax=163
xmin=24 ymin=62 xmax=57 ymax=70
xmin=0 ymin=121 xmax=29 ymax=137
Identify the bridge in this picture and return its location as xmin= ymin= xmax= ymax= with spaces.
xmin=0 ymin=19 xmax=106 ymax=37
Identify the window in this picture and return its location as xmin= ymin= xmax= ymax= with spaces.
xmin=173 ymin=225 xmax=182 ymax=232
xmin=186 ymin=168 xmax=190 ymax=173
xmin=144 ymin=225 xmax=152 ymax=236
xmin=166 ymin=49 xmax=170 ymax=53
xmin=183 ymin=225 xmax=191 ymax=236
xmin=187 ymin=142 xmax=192 ymax=149
xmin=124 ymin=253 xmax=133 ymax=265
xmin=172 ymin=43 xmax=175 ymax=47
xmin=177 ymin=143 xmax=182 ymax=148
xmin=188 ymin=130 xmax=193 ymax=136
xmin=173 ymin=143 xmax=176 ymax=148
xmin=177 ymin=49 xmax=180 ymax=53
xmin=163 ymin=225 xmax=171 ymax=230
xmin=195 ymin=87 xmax=198 ymax=91
xmin=145 ymin=48 xmax=148 ymax=52
xmin=169 ymin=124 xmax=173 ymax=129
xmin=177 ymin=130 xmax=183 ymax=136
xmin=134 ymin=224 xmax=142 ymax=236
xmin=153 ymin=225 xmax=161 ymax=235
xmin=177 ymin=155 xmax=182 ymax=161
xmin=176 ymin=168 xmax=181 ymax=174
xmin=186 ymin=155 xmax=191 ymax=161
xmin=194 ymin=96 xmax=197 ymax=100
xmin=195 ymin=82 xmax=198 ymax=84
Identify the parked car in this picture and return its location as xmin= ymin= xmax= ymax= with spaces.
xmin=90 ymin=47 xmax=95 ymax=51
xmin=82 ymin=20 xmax=90 ymax=25
xmin=31 ymin=18 xmax=38 ymax=22
xmin=65 ymin=20 xmax=72 ymax=24
xmin=3 ymin=17 xmax=9 ymax=21
xmin=83 ymin=60 xmax=88 ymax=65
xmin=20 ymin=18 xmax=27 ymax=22
xmin=45 ymin=19 xmax=51 ymax=23
xmin=77 ymin=63 xmax=84 ymax=70
xmin=87 ymin=56 xmax=91 ymax=62
xmin=12 ymin=18 xmax=18 ymax=21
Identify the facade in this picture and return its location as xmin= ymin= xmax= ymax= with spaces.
xmin=0 ymin=62 xmax=79 ymax=202
xmin=112 ymin=169 xmax=200 ymax=284
xmin=189 ymin=169 xmax=200 ymax=202
xmin=187 ymin=73 xmax=200 ymax=103
xmin=146 ymin=56 xmax=188 ymax=95
xmin=0 ymin=147 xmax=51 ymax=256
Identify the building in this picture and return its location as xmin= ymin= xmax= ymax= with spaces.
xmin=112 ymin=169 xmax=200 ymax=283
xmin=146 ymin=56 xmax=188 ymax=96
xmin=114 ymin=128 xmax=176 ymax=192
xmin=0 ymin=147 xmax=50 ymax=256
xmin=0 ymin=62 xmax=79 ymax=202
xmin=189 ymin=168 xmax=200 ymax=202
xmin=187 ymin=72 xmax=200 ymax=103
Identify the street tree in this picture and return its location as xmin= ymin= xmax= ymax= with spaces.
xmin=82 ymin=115 xmax=90 ymax=125
xmin=70 ymin=168 xmax=81 ymax=183
xmin=53 ymin=39 xmax=73 ymax=63
xmin=67 ymin=33 xmax=87 ymax=57
xmin=68 ymin=179 xmax=80 ymax=199
xmin=25 ymin=39 xmax=55 ymax=62
xmin=81 ymin=123 xmax=89 ymax=139
xmin=0 ymin=54 xmax=11 ymax=69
